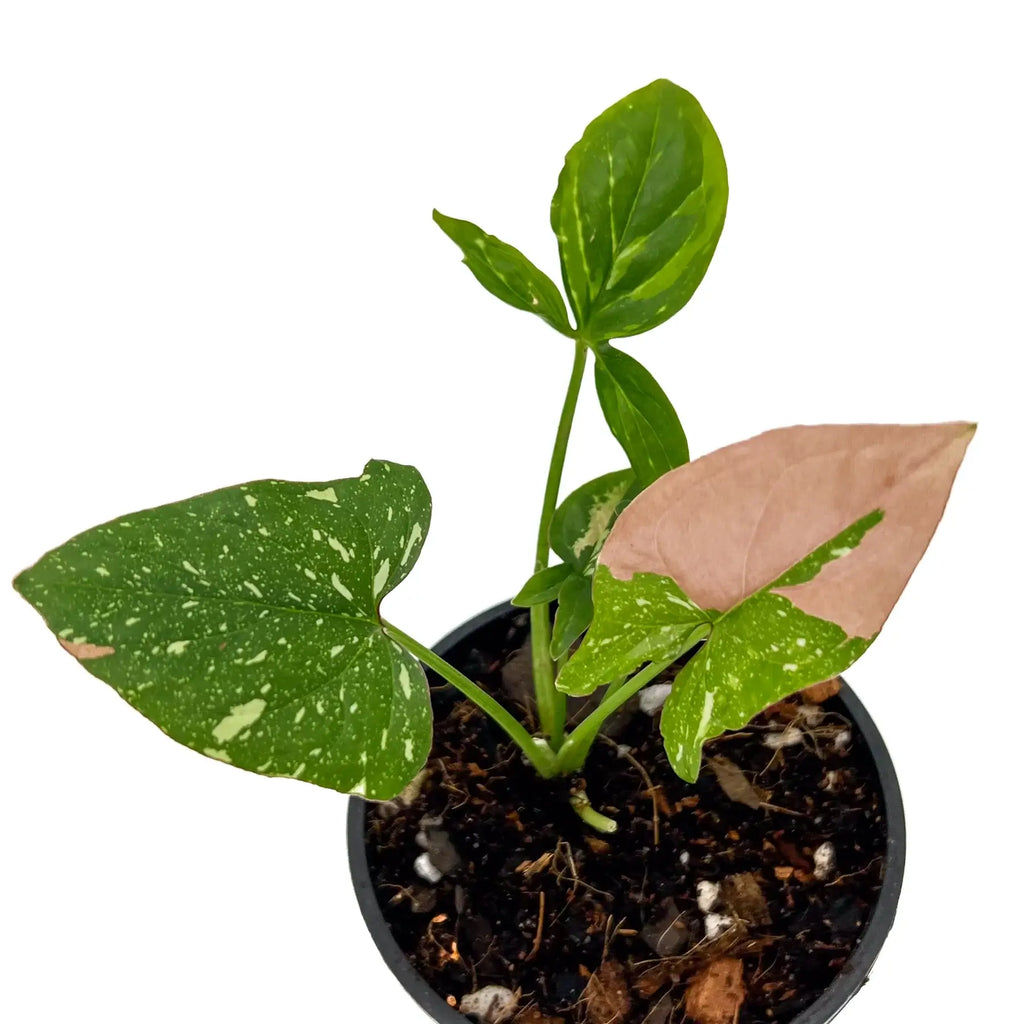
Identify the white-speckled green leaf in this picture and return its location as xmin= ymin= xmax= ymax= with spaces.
xmin=13 ymin=460 xmax=433 ymax=800
xmin=551 ymin=469 xmax=637 ymax=573
xmin=556 ymin=567 xmax=713 ymax=696
xmin=593 ymin=347 xmax=688 ymax=486
xmin=434 ymin=209 xmax=573 ymax=336
xmin=661 ymin=512 xmax=882 ymax=781
xmin=551 ymin=79 xmax=728 ymax=343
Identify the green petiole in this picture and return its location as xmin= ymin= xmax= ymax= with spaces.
xmin=383 ymin=621 xmax=558 ymax=778
xmin=530 ymin=337 xmax=589 ymax=749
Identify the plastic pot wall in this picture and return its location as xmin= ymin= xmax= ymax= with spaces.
xmin=348 ymin=601 xmax=906 ymax=1024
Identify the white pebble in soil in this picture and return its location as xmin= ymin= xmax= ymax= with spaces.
xmin=813 ymin=841 xmax=836 ymax=881
xmin=459 ymin=986 xmax=519 ymax=1024
xmin=704 ymin=912 xmax=733 ymax=940
xmin=413 ymin=852 xmax=442 ymax=884
xmin=833 ymin=729 xmax=851 ymax=751
xmin=696 ymin=879 xmax=721 ymax=913
xmin=639 ymin=683 xmax=674 ymax=715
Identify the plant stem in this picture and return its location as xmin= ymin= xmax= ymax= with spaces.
xmin=570 ymin=792 xmax=618 ymax=833
xmin=554 ymin=657 xmax=676 ymax=775
xmin=531 ymin=337 xmax=589 ymax=749
xmin=383 ymin=621 xmax=557 ymax=778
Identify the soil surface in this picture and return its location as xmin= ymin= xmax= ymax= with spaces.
xmin=364 ymin=610 xmax=888 ymax=1024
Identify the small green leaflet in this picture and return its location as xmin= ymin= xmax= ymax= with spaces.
xmin=550 ymin=573 xmax=594 ymax=660
xmin=550 ymin=79 xmax=728 ymax=343
xmin=433 ymin=210 xmax=573 ymax=336
xmin=512 ymin=562 xmax=574 ymax=606
xmin=556 ymin=568 xmax=713 ymax=696
xmin=662 ymin=512 xmax=884 ymax=780
xmin=14 ymin=461 xmax=433 ymax=800
xmin=593 ymin=347 xmax=689 ymax=486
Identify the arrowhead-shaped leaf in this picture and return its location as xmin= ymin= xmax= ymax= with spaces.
xmin=562 ymin=422 xmax=974 ymax=778
xmin=14 ymin=460 xmax=434 ymax=800
xmin=433 ymin=210 xmax=573 ymax=335
xmin=593 ymin=346 xmax=689 ymax=486
xmin=550 ymin=79 xmax=728 ymax=343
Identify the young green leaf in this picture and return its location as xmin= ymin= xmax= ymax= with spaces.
xmin=563 ymin=422 xmax=975 ymax=778
xmin=550 ymin=79 xmax=728 ymax=343
xmin=433 ymin=210 xmax=573 ymax=335
xmin=512 ymin=562 xmax=574 ymax=607
xmin=550 ymin=572 xmax=594 ymax=661
xmin=550 ymin=468 xmax=637 ymax=572
xmin=594 ymin=346 xmax=689 ymax=486
xmin=14 ymin=461 xmax=434 ymax=800
xmin=556 ymin=567 xmax=713 ymax=696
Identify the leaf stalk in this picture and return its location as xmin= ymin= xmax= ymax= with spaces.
xmin=531 ymin=337 xmax=589 ymax=749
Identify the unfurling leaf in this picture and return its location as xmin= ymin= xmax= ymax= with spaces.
xmin=14 ymin=461 xmax=434 ymax=800
xmin=564 ymin=422 xmax=975 ymax=779
xmin=593 ymin=346 xmax=689 ymax=486
xmin=433 ymin=210 xmax=572 ymax=335
xmin=512 ymin=562 xmax=574 ymax=607
xmin=550 ymin=79 xmax=728 ymax=343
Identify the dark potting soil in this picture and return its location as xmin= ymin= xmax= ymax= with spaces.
xmin=364 ymin=610 xmax=888 ymax=1024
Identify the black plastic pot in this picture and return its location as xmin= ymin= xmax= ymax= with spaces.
xmin=347 ymin=600 xmax=906 ymax=1024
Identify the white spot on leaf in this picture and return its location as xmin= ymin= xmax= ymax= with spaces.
xmin=373 ymin=559 xmax=391 ymax=597
xmin=212 ymin=699 xmax=267 ymax=743
xmin=305 ymin=487 xmax=338 ymax=503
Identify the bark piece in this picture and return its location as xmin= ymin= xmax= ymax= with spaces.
xmin=584 ymin=961 xmax=632 ymax=1024
xmin=685 ymin=958 xmax=746 ymax=1024
xmin=802 ymin=677 xmax=842 ymax=703
xmin=709 ymin=755 xmax=768 ymax=809
xmin=722 ymin=873 xmax=771 ymax=926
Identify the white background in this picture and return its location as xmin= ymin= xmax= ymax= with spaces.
xmin=1 ymin=3 xmax=1020 ymax=1021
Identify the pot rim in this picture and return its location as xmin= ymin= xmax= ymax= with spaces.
xmin=347 ymin=599 xmax=906 ymax=1024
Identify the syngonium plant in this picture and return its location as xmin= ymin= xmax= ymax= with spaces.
xmin=14 ymin=80 xmax=972 ymax=833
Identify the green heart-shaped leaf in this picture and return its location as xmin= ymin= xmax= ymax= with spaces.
xmin=433 ymin=210 xmax=572 ymax=335
xmin=551 ymin=79 xmax=728 ymax=343
xmin=594 ymin=346 xmax=689 ymax=486
xmin=14 ymin=460 xmax=433 ymax=799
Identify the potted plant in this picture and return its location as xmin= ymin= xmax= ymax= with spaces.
xmin=13 ymin=80 xmax=971 ymax=1024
